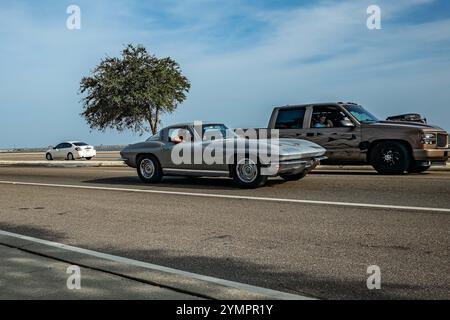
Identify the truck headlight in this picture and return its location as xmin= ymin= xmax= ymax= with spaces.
xmin=421 ymin=132 xmax=437 ymax=145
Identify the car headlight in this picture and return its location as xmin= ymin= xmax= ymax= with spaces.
xmin=421 ymin=132 xmax=437 ymax=145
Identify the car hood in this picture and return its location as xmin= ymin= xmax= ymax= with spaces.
xmin=364 ymin=121 xmax=446 ymax=131
xmin=229 ymin=137 xmax=326 ymax=161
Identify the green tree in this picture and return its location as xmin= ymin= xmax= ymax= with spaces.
xmin=80 ymin=44 xmax=191 ymax=135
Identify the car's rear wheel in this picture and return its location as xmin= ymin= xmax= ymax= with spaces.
xmin=45 ymin=153 xmax=53 ymax=161
xmin=85 ymin=157 xmax=92 ymax=160
xmin=231 ymin=158 xmax=268 ymax=188
xmin=370 ymin=141 xmax=410 ymax=174
xmin=408 ymin=162 xmax=431 ymax=173
xmin=137 ymin=155 xmax=163 ymax=183
xmin=280 ymin=170 xmax=308 ymax=181
xmin=67 ymin=153 xmax=75 ymax=161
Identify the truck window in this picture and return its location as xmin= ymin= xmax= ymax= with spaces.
xmin=275 ymin=109 xmax=305 ymax=129
xmin=311 ymin=106 xmax=351 ymax=128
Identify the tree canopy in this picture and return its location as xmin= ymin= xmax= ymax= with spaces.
xmin=80 ymin=44 xmax=191 ymax=135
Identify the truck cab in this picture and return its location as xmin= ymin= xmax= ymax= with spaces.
xmin=268 ymin=102 xmax=449 ymax=174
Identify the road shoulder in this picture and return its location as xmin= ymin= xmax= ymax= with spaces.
xmin=0 ymin=230 xmax=313 ymax=300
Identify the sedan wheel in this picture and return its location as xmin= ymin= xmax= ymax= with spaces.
xmin=137 ymin=155 xmax=163 ymax=183
xmin=231 ymin=158 xmax=268 ymax=188
xmin=67 ymin=153 xmax=75 ymax=161
xmin=45 ymin=153 xmax=53 ymax=161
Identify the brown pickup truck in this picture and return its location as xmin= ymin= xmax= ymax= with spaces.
xmin=267 ymin=102 xmax=449 ymax=174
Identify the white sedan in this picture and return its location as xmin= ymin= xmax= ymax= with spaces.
xmin=45 ymin=141 xmax=96 ymax=160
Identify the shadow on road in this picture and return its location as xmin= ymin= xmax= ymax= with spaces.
xmin=0 ymin=222 xmax=438 ymax=300
xmin=82 ymin=176 xmax=286 ymax=191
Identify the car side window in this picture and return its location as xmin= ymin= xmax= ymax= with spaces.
xmin=311 ymin=106 xmax=351 ymax=129
xmin=63 ymin=143 xmax=72 ymax=149
xmin=55 ymin=143 xmax=64 ymax=149
xmin=168 ymin=127 xmax=193 ymax=143
xmin=275 ymin=109 xmax=305 ymax=129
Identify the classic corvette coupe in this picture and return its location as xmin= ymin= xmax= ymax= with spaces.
xmin=120 ymin=123 xmax=326 ymax=188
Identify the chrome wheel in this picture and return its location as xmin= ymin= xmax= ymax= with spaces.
xmin=140 ymin=158 xmax=155 ymax=179
xmin=380 ymin=148 xmax=400 ymax=167
xmin=236 ymin=159 xmax=258 ymax=183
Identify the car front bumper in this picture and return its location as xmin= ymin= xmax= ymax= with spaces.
xmin=413 ymin=148 xmax=450 ymax=162
xmin=276 ymin=156 xmax=327 ymax=175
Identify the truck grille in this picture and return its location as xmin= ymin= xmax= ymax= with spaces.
xmin=437 ymin=133 xmax=448 ymax=148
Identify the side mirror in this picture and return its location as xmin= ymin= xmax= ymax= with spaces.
xmin=340 ymin=119 xmax=355 ymax=127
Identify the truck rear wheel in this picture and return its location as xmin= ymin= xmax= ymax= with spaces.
xmin=370 ymin=141 xmax=410 ymax=174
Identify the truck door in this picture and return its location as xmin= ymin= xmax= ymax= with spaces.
xmin=303 ymin=105 xmax=362 ymax=162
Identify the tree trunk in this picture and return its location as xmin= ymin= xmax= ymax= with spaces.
xmin=154 ymin=109 xmax=160 ymax=134
xmin=148 ymin=109 xmax=160 ymax=135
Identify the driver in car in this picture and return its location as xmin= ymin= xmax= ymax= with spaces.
xmin=314 ymin=115 xmax=333 ymax=128
xmin=170 ymin=128 xmax=189 ymax=144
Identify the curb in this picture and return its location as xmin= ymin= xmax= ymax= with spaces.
xmin=0 ymin=230 xmax=313 ymax=300
xmin=316 ymin=164 xmax=450 ymax=172
xmin=0 ymin=161 xmax=126 ymax=168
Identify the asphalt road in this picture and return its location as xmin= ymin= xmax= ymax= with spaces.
xmin=0 ymin=166 xmax=449 ymax=299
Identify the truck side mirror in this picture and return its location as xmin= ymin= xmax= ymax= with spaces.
xmin=340 ymin=119 xmax=355 ymax=127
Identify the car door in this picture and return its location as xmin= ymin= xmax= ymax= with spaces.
xmin=52 ymin=143 xmax=65 ymax=159
xmin=303 ymin=105 xmax=362 ymax=162
xmin=159 ymin=126 xmax=195 ymax=170
xmin=61 ymin=143 xmax=73 ymax=159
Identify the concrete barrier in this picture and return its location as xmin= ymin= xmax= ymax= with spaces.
xmin=0 ymin=160 xmax=126 ymax=168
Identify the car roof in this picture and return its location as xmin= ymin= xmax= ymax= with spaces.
xmin=275 ymin=102 xmax=360 ymax=110
xmin=164 ymin=122 xmax=226 ymax=129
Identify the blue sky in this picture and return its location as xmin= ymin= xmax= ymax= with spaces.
xmin=1 ymin=0 xmax=450 ymax=148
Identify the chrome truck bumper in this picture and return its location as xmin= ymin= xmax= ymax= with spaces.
xmin=413 ymin=148 xmax=450 ymax=163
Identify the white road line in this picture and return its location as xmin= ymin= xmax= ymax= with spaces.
xmin=1 ymin=180 xmax=449 ymax=213
xmin=0 ymin=230 xmax=311 ymax=300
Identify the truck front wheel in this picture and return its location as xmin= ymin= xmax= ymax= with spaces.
xmin=370 ymin=141 xmax=410 ymax=175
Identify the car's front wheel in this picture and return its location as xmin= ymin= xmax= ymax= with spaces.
xmin=370 ymin=141 xmax=410 ymax=174
xmin=85 ymin=157 xmax=92 ymax=161
xmin=231 ymin=158 xmax=268 ymax=188
xmin=137 ymin=155 xmax=163 ymax=183
xmin=45 ymin=153 xmax=53 ymax=161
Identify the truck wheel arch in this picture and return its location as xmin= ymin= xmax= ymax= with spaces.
xmin=367 ymin=139 xmax=413 ymax=163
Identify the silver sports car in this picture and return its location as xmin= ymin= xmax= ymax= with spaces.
xmin=120 ymin=122 xmax=326 ymax=188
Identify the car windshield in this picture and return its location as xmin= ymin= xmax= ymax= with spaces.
xmin=202 ymin=124 xmax=237 ymax=140
xmin=73 ymin=142 xmax=88 ymax=146
xmin=344 ymin=105 xmax=379 ymax=123
xmin=146 ymin=132 xmax=161 ymax=141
